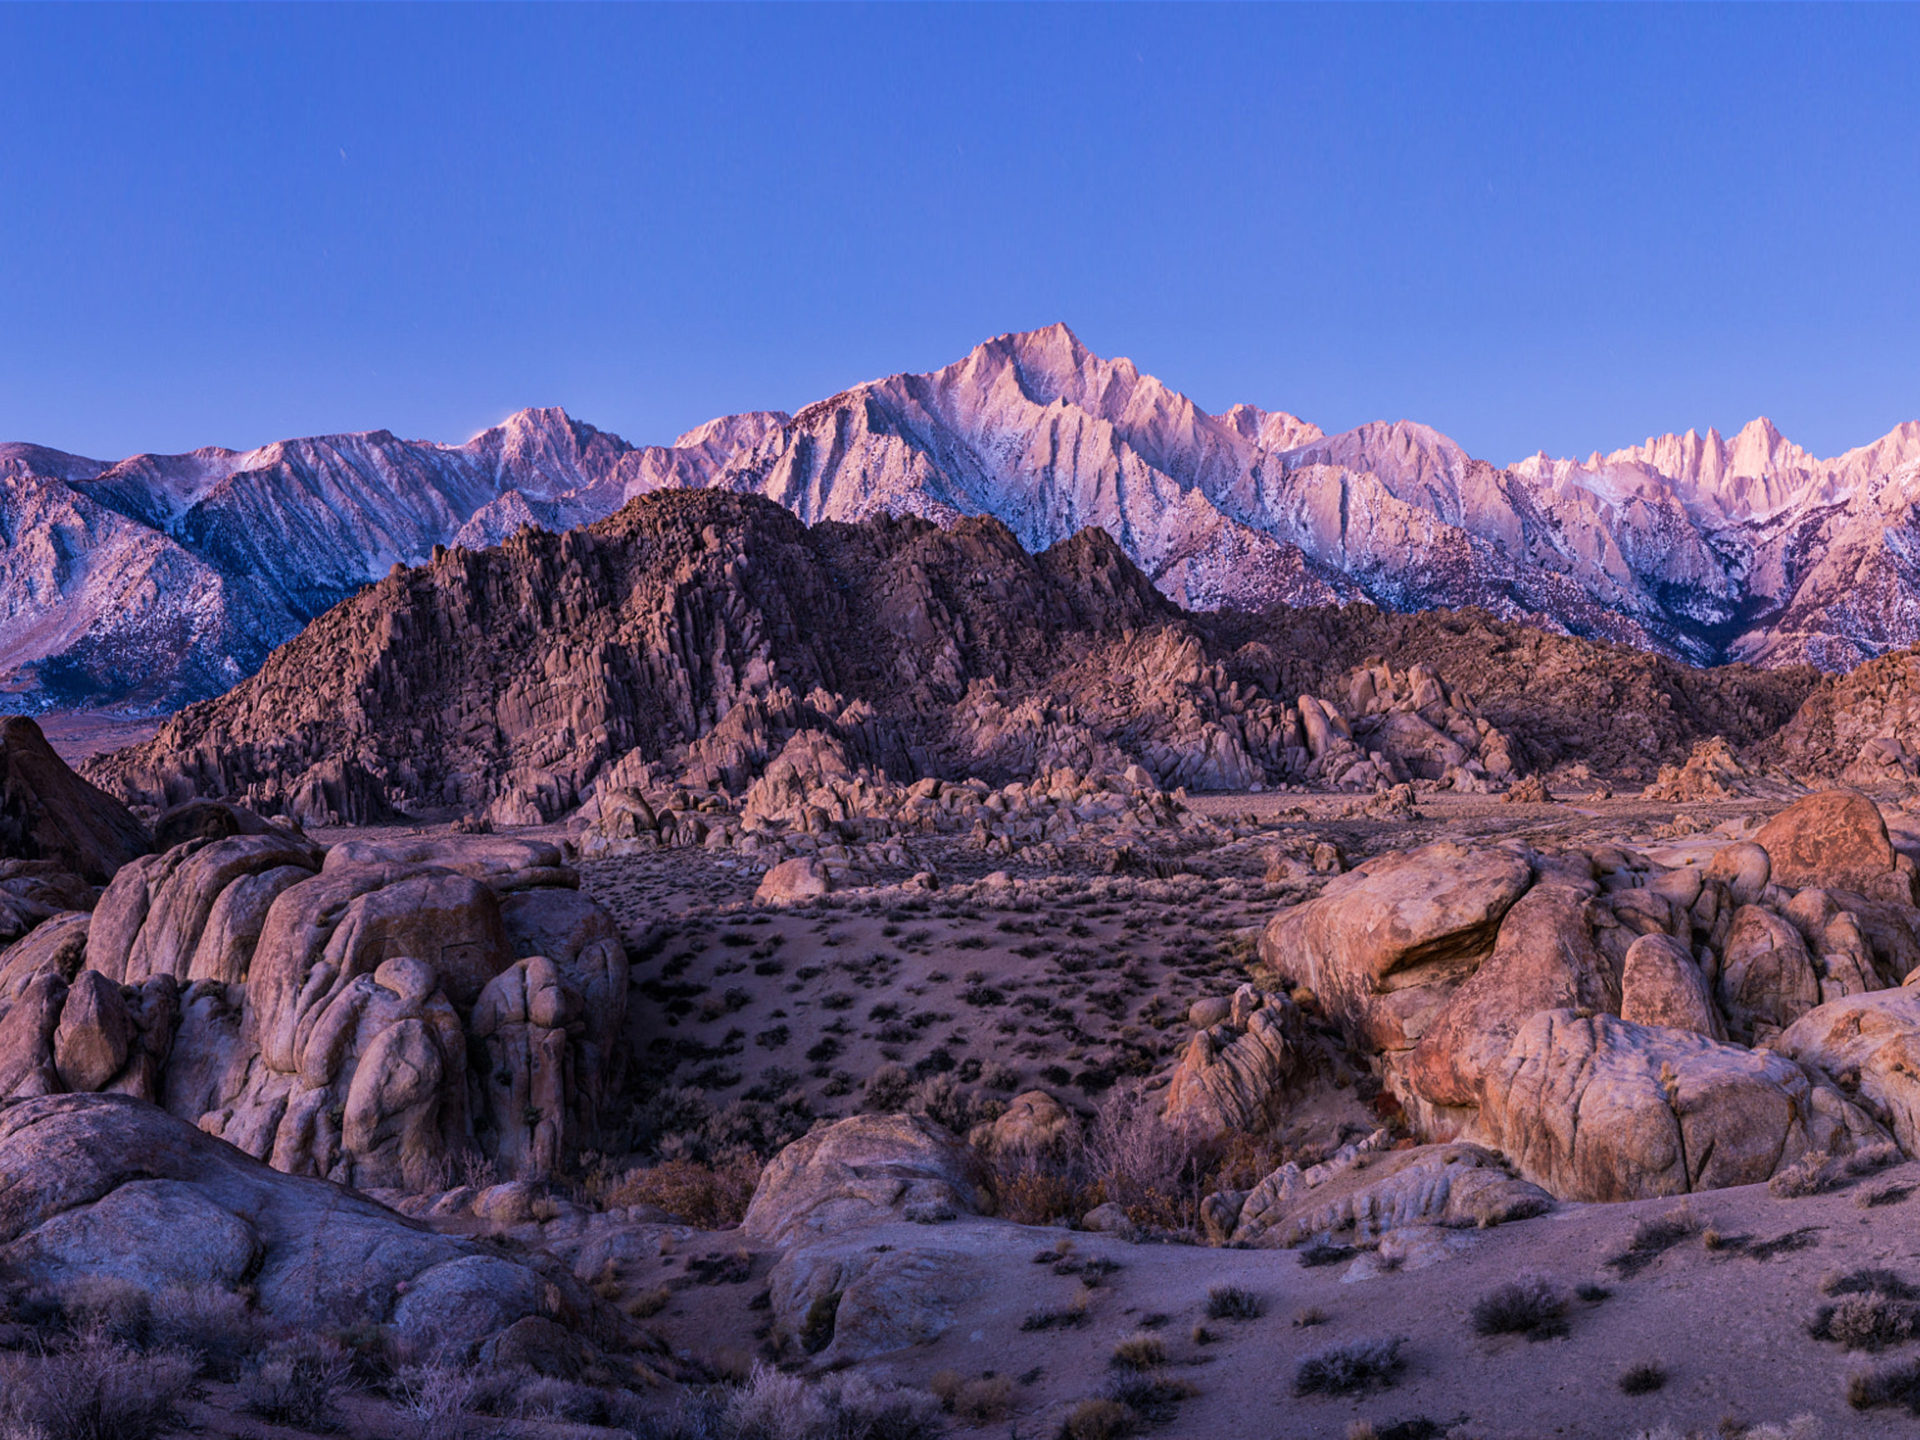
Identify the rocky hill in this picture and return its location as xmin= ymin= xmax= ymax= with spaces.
xmin=82 ymin=490 xmax=1814 ymax=828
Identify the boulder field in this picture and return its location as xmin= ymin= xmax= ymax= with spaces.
xmin=1251 ymin=787 xmax=1920 ymax=1202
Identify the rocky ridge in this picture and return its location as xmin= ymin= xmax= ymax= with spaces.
xmin=78 ymin=491 xmax=1828 ymax=863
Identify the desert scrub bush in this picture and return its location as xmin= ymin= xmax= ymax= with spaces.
xmin=1608 ymin=1206 xmax=1699 ymax=1276
xmin=1102 ymin=1374 xmax=1197 ymax=1424
xmin=0 ymin=1332 xmax=198 ymax=1440
xmin=605 ymin=1153 xmax=762 ymax=1228
xmin=396 ymin=1363 xmax=480 ymax=1440
xmin=1108 ymin=1332 xmax=1167 ymax=1370
xmin=1770 ymin=1150 xmax=1847 ymax=1198
xmin=1810 ymin=1291 xmax=1920 ymax=1350
xmin=515 ymin=1376 xmax=641 ymax=1427
xmin=239 ymin=1335 xmax=353 ymax=1429
xmin=724 ymin=1362 xmax=943 ymax=1440
xmin=986 ymin=1147 xmax=1092 ymax=1227
xmin=1059 ymin=1398 xmax=1136 ymax=1440
xmin=1293 ymin=1336 xmax=1405 ymax=1397
xmin=929 ymin=1371 xmax=1012 ymax=1424
xmin=1470 ymin=1275 xmax=1570 ymax=1340
xmin=1205 ymin=1284 xmax=1264 ymax=1321
xmin=1617 ymin=1361 xmax=1668 ymax=1395
xmin=1021 ymin=1295 xmax=1090 ymax=1331
xmin=862 ymin=1063 xmax=914 ymax=1112
xmin=1083 ymin=1083 xmax=1206 ymax=1232
xmin=150 ymin=1283 xmax=264 ymax=1381
xmin=1851 ymin=1355 xmax=1920 ymax=1413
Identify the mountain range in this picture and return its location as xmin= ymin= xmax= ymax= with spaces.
xmin=8 ymin=322 xmax=1920 ymax=714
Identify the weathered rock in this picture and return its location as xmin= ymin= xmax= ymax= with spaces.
xmin=0 ymin=1093 xmax=581 ymax=1354
xmin=1163 ymin=985 xmax=1300 ymax=1135
xmin=0 ymin=717 xmax=149 ymax=884
xmin=51 ymin=969 xmax=134 ymax=1093
xmin=754 ymin=856 xmax=832 ymax=905
xmin=1706 ymin=842 xmax=1772 ymax=907
xmin=1620 ymin=933 xmax=1722 ymax=1038
xmin=1231 ymin=1142 xmax=1551 ymax=1248
xmin=1403 ymin=882 xmax=1618 ymax=1111
xmin=1778 ymin=987 xmax=1920 ymax=1156
xmin=1472 ymin=1010 xmax=1883 ymax=1201
xmin=1754 ymin=789 xmax=1906 ymax=898
xmin=1718 ymin=905 xmax=1821 ymax=1044
xmin=1259 ymin=842 xmax=1533 ymax=1053
xmin=768 ymin=1237 xmax=981 ymax=1362
xmin=741 ymin=1113 xmax=988 ymax=1247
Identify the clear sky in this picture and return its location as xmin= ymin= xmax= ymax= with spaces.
xmin=3 ymin=3 xmax=1917 ymax=466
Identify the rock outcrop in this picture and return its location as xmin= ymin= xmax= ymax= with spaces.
xmin=0 ymin=1093 xmax=596 ymax=1356
xmin=1258 ymin=799 xmax=1912 ymax=1202
xmin=0 ymin=830 xmax=625 ymax=1189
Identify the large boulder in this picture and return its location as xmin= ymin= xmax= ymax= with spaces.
xmin=0 ymin=1093 xmax=581 ymax=1355
xmin=1403 ymin=882 xmax=1618 ymax=1112
xmin=1229 ymin=1141 xmax=1552 ymax=1248
xmin=1473 ymin=1010 xmax=1883 ymax=1201
xmin=1259 ymin=842 xmax=1533 ymax=1053
xmin=1620 ymin=933 xmax=1722 ymax=1038
xmin=1777 ymin=986 xmax=1920 ymax=1156
xmin=1717 ymin=905 xmax=1821 ymax=1044
xmin=1754 ymin=789 xmax=1910 ymax=900
xmin=0 ymin=717 xmax=150 ymax=885
xmin=742 ymin=1113 xmax=989 ymax=1247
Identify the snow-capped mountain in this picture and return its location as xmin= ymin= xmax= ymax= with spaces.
xmin=8 ymin=323 xmax=1920 ymax=713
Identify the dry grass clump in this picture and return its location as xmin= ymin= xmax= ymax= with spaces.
xmin=1204 ymin=1284 xmax=1264 ymax=1321
xmin=1609 ymin=1206 xmax=1699 ymax=1276
xmin=1617 ymin=1360 xmax=1668 ymax=1395
xmin=0 ymin=1331 xmax=198 ymax=1440
xmin=1059 ymin=1398 xmax=1135 ymax=1440
xmin=1108 ymin=1332 xmax=1168 ymax=1371
xmin=605 ymin=1153 xmax=763 ymax=1228
xmin=1770 ymin=1142 xmax=1899 ymax=1199
xmin=929 ymin=1370 xmax=1013 ymax=1424
xmin=1293 ymin=1336 xmax=1405 ymax=1397
xmin=1471 ymin=1274 xmax=1570 ymax=1341
xmin=1850 ymin=1355 xmax=1920 ymax=1414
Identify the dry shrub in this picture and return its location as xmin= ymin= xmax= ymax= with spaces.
xmin=1108 ymin=1333 xmax=1167 ymax=1371
xmin=1083 ymin=1083 xmax=1207 ymax=1232
xmin=1852 ymin=1355 xmax=1920 ymax=1413
xmin=239 ymin=1335 xmax=353 ymax=1428
xmin=724 ymin=1362 xmax=943 ymax=1440
xmin=1811 ymin=1292 xmax=1920 ymax=1350
xmin=396 ymin=1364 xmax=480 ymax=1440
xmin=1060 ymin=1398 xmax=1135 ymax=1440
xmin=0 ymin=1332 xmax=198 ymax=1440
xmin=1470 ymin=1275 xmax=1570 ymax=1340
xmin=1293 ymin=1336 xmax=1405 ymax=1397
xmin=863 ymin=1064 xmax=914 ymax=1113
xmin=606 ymin=1153 xmax=763 ymax=1228
xmin=986 ymin=1147 xmax=1093 ymax=1227
xmin=150 ymin=1284 xmax=264 ymax=1380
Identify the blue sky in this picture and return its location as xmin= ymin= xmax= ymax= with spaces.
xmin=3 ymin=3 xmax=1917 ymax=466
